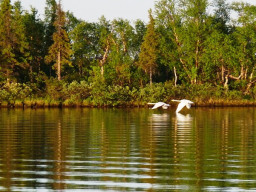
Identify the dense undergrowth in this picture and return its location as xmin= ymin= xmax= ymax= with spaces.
xmin=1 ymin=80 xmax=256 ymax=108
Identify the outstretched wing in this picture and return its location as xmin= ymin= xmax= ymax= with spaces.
xmin=176 ymin=102 xmax=186 ymax=113
xmin=152 ymin=102 xmax=164 ymax=109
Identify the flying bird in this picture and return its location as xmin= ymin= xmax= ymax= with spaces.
xmin=148 ymin=102 xmax=170 ymax=109
xmin=172 ymin=99 xmax=194 ymax=113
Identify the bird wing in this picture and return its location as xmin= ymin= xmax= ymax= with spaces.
xmin=176 ymin=102 xmax=186 ymax=113
xmin=162 ymin=104 xmax=170 ymax=109
xmin=152 ymin=102 xmax=164 ymax=109
xmin=186 ymin=103 xmax=191 ymax=109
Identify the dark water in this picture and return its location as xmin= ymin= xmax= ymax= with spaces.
xmin=0 ymin=107 xmax=256 ymax=191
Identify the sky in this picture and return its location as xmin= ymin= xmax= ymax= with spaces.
xmin=13 ymin=0 xmax=256 ymax=23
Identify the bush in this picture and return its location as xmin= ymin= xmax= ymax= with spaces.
xmin=63 ymin=81 xmax=91 ymax=103
xmin=138 ymin=83 xmax=166 ymax=103
xmin=45 ymin=78 xmax=64 ymax=101
xmin=89 ymin=79 xmax=108 ymax=106
xmin=0 ymin=83 xmax=32 ymax=106
xmin=105 ymin=85 xmax=132 ymax=106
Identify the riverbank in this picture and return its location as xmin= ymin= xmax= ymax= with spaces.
xmin=1 ymin=81 xmax=256 ymax=109
xmin=1 ymin=98 xmax=256 ymax=108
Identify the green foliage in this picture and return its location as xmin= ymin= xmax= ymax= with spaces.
xmin=1 ymin=0 xmax=256 ymax=107
xmin=0 ymin=0 xmax=29 ymax=82
xmin=45 ymin=1 xmax=72 ymax=81
xmin=138 ymin=83 xmax=166 ymax=102
xmin=69 ymin=21 xmax=100 ymax=78
xmin=104 ymin=85 xmax=131 ymax=106
xmin=45 ymin=78 xmax=64 ymax=101
xmin=0 ymin=83 xmax=32 ymax=105
xmin=63 ymin=81 xmax=91 ymax=103
xmin=137 ymin=9 xmax=159 ymax=85
xmin=89 ymin=77 xmax=107 ymax=106
xmin=23 ymin=8 xmax=45 ymax=82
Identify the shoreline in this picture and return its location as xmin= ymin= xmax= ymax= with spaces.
xmin=1 ymin=99 xmax=256 ymax=109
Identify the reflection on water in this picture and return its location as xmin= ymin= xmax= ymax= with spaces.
xmin=175 ymin=113 xmax=193 ymax=124
xmin=0 ymin=108 xmax=256 ymax=191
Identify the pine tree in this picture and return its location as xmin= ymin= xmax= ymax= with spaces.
xmin=137 ymin=9 xmax=159 ymax=86
xmin=0 ymin=0 xmax=13 ymax=83
xmin=0 ymin=0 xmax=29 ymax=83
xmin=45 ymin=0 xmax=72 ymax=81
xmin=43 ymin=0 xmax=57 ymax=77
xmin=23 ymin=8 xmax=45 ymax=82
xmin=44 ymin=0 xmax=57 ymax=49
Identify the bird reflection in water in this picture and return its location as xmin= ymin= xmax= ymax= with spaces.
xmin=175 ymin=112 xmax=193 ymax=126
xmin=148 ymin=112 xmax=171 ymax=137
xmin=173 ymin=112 xmax=193 ymax=139
xmin=151 ymin=113 xmax=170 ymax=123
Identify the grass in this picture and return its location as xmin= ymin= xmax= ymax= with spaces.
xmin=194 ymin=98 xmax=256 ymax=107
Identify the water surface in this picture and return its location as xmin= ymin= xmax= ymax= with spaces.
xmin=0 ymin=107 xmax=256 ymax=191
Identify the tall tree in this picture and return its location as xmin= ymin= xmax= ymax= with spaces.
xmin=180 ymin=0 xmax=209 ymax=84
xmin=45 ymin=0 xmax=72 ymax=81
xmin=155 ymin=0 xmax=209 ymax=84
xmin=43 ymin=0 xmax=57 ymax=77
xmin=107 ymin=18 xmax=134 ymax=85
xmin=23 ymin=8 xmax=45 ymax=82
xmin=0 ymin=0 xmax=29 ymax=84
xmin=70 ymin=21 xmax=100 ymax=79
xmin=0 ymin=0 xmax=14 ymax=83
xmin=200 ymin=0 xmax=231 ymax=85
xmin=137 ymin=9 xmax=159 ymax=86
xmin=213 ymin=0 xmax=231 ymax=33
xmin=231 ymin=3 xmax=256 ymax=93
xmin=155 ymin=0 xmax=180 ymax=86
xmin=132 ymin=20 xmax=146 ymax=60
xmin=98 ymin=16 xmax=111 ymax=78
xmin=44 ymin=0 xmax=57 ymax=49
xmin=65 ymin=11 xmax=81 ymax=33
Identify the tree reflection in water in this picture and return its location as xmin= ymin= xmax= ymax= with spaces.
xmin=0 ymin=108 xmax=256 ymax=191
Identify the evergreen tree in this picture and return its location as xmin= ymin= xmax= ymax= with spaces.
xmin=23 ymin=8 xmax=45 ymax=82
xmin=44 ymin=0 xmax=57 ymax=48
xmin=213 ymin=0 xmax=230 ymax=33
xmin=45 ymin=0 xmax=72 ymax=81
xmin=0 ymin=0 xmax=29 ymax=83
xmin=138 ymin=9 xmax=159 ymax=86
xmin=0 ymin=0 xmax=14 ymax=83
xmin=43 ymin=0 xmax=57 ymax=77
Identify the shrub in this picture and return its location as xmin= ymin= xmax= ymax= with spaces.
xmin=0 ymin=83 xmax=32 ymax=106
xmin=89 ymin=79 xmax=108 ymax=106
xmin=63 ymin=81 xmax=91 ymax=103
xmin=138 ymin=83 xmax=166 ymax=103
xmin=105 ymin=85 xmax=132 ymax=106
xmin=45 ymin=78 xmax=64 ymax=101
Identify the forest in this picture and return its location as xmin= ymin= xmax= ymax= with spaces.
xmin=1 ymin=0 xmax=256 ymax=108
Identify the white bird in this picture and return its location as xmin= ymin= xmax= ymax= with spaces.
xmin=172 ymin=99 xmax=194 ymax=113
xmin=148 ymin=102 xmax=170 ymax=109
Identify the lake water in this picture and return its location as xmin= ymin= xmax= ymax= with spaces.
xmin=0 ymin=107 xmax=256 ymax=191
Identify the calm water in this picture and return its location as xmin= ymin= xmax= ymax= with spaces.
xmin=0 ymin=107 xmax=256 ymax=191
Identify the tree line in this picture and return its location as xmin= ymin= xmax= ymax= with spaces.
xmin=1 ymin=0 xmax=256 ymax=107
